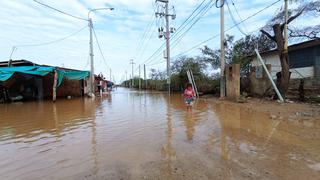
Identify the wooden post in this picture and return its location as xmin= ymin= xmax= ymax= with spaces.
xmin=53 ymin=70 xmax=58 ymax=102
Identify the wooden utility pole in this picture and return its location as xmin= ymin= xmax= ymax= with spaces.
xmin=220 ymin=0 xmax=226 ymax=98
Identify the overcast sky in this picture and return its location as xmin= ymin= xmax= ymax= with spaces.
xmin=0 ymin=0 xmax=317 ymax=82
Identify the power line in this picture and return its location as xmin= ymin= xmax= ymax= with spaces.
xmin=33 ymin=0 xmax=87 ymax=21
xmin=92 ymin=25 xmax=110 ymax=70
xmin=143 ymin=0 xmax=214 ymax=66
xmin=230 ymin=0 xmax=249 ymax=33
xmin=138 ymin=0 xmax=212 ymax=66
xmin=171 ymin=0 xmax=214 ymax=50
xmin=172 ymin=0 xmax=208 ymax=39
xmin=226 ymin=0 xmax=247 ymax=36
xmin=135 ymin=15 xmax=157 ymax=62
xmin=15 ymin=25 xmax=87 ymax=48
xmin=173 ymin=0 xmax=282 ymax=57
xmin=146 ymin=0 xmax=215 ymax=66
xmin=135 ymin=3 xmax=158 ymax=55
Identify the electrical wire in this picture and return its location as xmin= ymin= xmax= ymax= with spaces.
xmin=173 ymin=0 xmax=208 ymax=39
xmin=92 ymin=25 xmax=111 ymax=70
xmin=15 ymin=25 xmax=87 ymax=48
xmin=173 ymin=0 xmax=282 ymax=57
xmin=135 ymin=15 xmax=156 ymax=57
xmin=135 ymin=4 xmax=158 ymax=63
xmin=33 ymin=0 xmax=87 ymax=21
xmin=146 ymin=0 xmax=215 ymax=66
xmin=83 ymin=53 xmax=90 ymax=70
xmin=171 ymin=0 xmax=215 ymax=50
xmin=142 ymin=0 xmax=214 ymax=67
xmin=230 ymin=0 xmax=249 ymax=33
xmin=10 ymin=25 xmax=87 ymax=60
xmin=226 ymin=0 xmax=248 ymax=36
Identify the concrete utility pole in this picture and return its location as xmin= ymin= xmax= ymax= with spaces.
xmin=165 ymin=1 xmax=171 ymax=94
xmin=87 ymin=8 xmax=114 ymax=95
xmin=139 ymin=65 xmax=141 ymax=90
xmin=144 ymin=64 xmax=147 ymax=90
xmin=284 ymin=0 xmax=289 ymax=53
xmin=220 ymin=0 xmax=226 ymax=98
xmin=156 ymin=0 xmax=175 ymax=95
xmin=130 ymin=59 xmax=135 ymax=87
xmin=125 ymin=70 xmax=128 ymax=87
xmin=89 ymin=18 xmax=95 ymax=95
xmin=110 ymin=68 xmax=112 ymax=81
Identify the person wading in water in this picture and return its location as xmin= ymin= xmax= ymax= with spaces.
xmin=183 ymin=83 xmax=196 ymax=110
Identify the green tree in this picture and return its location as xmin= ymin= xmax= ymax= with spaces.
xmin=232 ymin=34 xmax=276 ymax=75
xmin=261 ymin=0 xmax=320 ymax=97
xmin=201 ymin=35 xmax=234 ymax=69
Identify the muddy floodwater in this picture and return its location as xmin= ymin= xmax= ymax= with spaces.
xmin=0 ymin=88 xmax=319 ymax=180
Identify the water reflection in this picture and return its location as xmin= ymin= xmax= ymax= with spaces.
xmin=0 ymin=88 xmax=319 ymax=179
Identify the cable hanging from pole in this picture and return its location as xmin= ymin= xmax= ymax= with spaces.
xmin=146 ymin=0 xmax=215 ymax=66
xmin=92 ymin=25 xmax=111 ymax=70
xmin=139 ymin=0 xmax=208 ymax=66
xmin=225 ymin=0 xmax=248 ymax=36
xmin=33 ymin=0 xmax=88 ymax=21
xmin=10 ymin=25 xmax=87 ymax=59
xmin=173 ymin=0 xmax=282 ymax=57
xmin=15 ymin=26 xmax=87 ymax=48
xmin=142 ymin=0 xmax=213 ymax=66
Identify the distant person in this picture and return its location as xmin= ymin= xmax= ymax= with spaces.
xmin=107 ymin=82 xmax=113 ymax=91
xmin=183 ymin=83 xmax=195 ymax=109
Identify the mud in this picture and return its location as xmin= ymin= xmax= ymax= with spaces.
xmin=0 ymin=88 xmax=319 ymax=180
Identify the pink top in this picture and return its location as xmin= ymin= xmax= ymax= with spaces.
xmin=184 ymin=88 xmax=195 ymax=98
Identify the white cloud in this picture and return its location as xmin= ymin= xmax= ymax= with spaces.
xmin=0 ymin=0 xmax=317 ymax=82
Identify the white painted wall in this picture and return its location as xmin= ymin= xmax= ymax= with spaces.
xmin=251 ymin=52 xmax=314 ymax=79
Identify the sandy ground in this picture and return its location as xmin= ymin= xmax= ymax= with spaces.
xmin=207 ymin=97 xmax=320 ymax=121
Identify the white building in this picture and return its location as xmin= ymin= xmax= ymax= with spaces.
xmin=251 ymin=40 xmax=320 ymax=79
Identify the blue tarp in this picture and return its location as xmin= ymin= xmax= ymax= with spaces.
xmin=0 ymin=66 xmax=89 ymax=87
xmin=57 ymin=70 xmax=90 ymax=87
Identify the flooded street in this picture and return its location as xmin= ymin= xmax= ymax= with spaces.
xmin=0 ymin=88 xmax=320 ymax=180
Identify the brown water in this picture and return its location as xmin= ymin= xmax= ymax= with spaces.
xmin=0 ymin=88 xmax=319 ymax=180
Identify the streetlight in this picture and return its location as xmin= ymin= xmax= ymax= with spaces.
xmin=88 ymin=7 xmax=114 ymax=96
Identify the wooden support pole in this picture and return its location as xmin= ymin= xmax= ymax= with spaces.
xmin=53 ymin=70 xmax=58 ymax=102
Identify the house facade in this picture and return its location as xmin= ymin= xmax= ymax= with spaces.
xmin=0 ymin=60 xmax=90 ymax=103
xmin=251 ymin=39 xmax=320 ymax=79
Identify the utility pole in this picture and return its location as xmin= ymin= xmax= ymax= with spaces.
xmin=144 ymin=64 xmax=147 ymax=90
xmin=89 ymin=18 xmax=95 ymax=95
xmin=284 ymin=0 xmax=289 ymax=53
xmin=125 ymin=70 xmax=128 ymax=87
xmin=110 ymin=68 xmax=112 ymax=81
xmin=220 ymin=0 xmax=226 ymax=98
xmin=130 ymin=59 xmax=135 ymax=87
xmin=87 ymin=8 xmax=114 ymax=96
xmin=165 ymin=1 xmax=171 ymax=94
xmin=156 ymin=0 xmax=175 ymax=95
xmin=139 ymin=65 xmax=141 ymax=90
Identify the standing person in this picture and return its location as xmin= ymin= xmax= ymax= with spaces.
xmin=184 ymin=83 xmax=196 ymax=109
